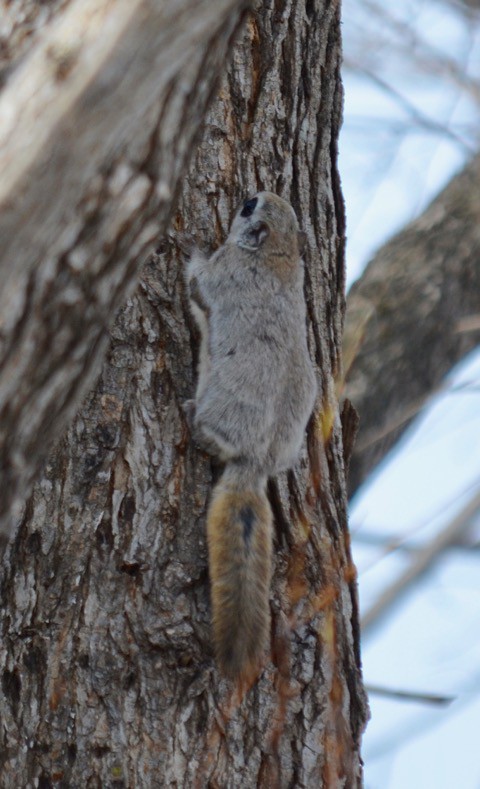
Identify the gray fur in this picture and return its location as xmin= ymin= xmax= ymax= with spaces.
xmin=186 ymin=191 xmax=317 ymax=479
xmin=185 ymin=192 xmax=317 ymax=676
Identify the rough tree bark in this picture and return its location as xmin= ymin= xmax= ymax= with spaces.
xmin=0 ymin=1 xmax=368 ymax=787
xmin=344 ymin=151 xmax=480 ymax=497
xmin=0 ymin=0 xmax=248 ymax=535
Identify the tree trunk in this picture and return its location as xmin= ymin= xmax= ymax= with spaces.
xmin=344 ymin=152 xmax=480 ymax=497
xmin=0 ymin=0 xmax=247 ymax=535
xmin=0 ymin=1 xmax=368 ymax=786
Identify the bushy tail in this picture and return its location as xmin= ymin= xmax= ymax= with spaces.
xmin=207 ymin=465 xmax=272 ymax=678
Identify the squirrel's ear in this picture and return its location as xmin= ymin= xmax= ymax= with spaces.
xmin=238 ymin=221 xmax=270 ymax=250
xmin=297 ymin=231 xmax=307 ymax=256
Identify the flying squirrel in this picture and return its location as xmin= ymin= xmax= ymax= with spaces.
xmin=184 ymin=191 xmax=317 ymax=679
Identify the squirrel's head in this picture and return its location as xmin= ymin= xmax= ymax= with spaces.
xmin=228 ymin=192 xmax=306 ymax=259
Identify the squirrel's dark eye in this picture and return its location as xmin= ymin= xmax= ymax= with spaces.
xmin=240 ymin=197 xmax=258 ymax=218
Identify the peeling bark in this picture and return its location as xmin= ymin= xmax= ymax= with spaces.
xmin=345 ymin=152 xmax=480 ymax=497
xmin=0 ymin=1 xmax=368 ymax=786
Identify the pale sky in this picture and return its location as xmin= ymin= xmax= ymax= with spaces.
xmin=340 ymin=1 xmax=480 ymax=786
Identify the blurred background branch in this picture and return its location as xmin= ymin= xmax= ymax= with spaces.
xmin=341 ymin=0 xmax=480 ymax=784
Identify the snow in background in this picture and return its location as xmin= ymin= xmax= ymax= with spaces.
xmin=340 ymin=0 xmax=480 ymax=786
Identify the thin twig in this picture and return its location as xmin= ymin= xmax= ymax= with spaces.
xmin=361 ymin=488 xmax=480 ymax=634
xmin=366 ymin=683 xmax=455 ymax=707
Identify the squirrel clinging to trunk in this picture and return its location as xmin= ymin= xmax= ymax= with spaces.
xmin=185 ymin=192 xmax=317 ymax=679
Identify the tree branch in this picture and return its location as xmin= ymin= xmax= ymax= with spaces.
xmin=344 ymin=151 xmax=480 ymax=496
xmin=361 ymin=488 xmax=480 ymax=634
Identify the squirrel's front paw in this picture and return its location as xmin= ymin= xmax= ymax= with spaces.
xmin=182 ymin=401 xmax=215 ymax=455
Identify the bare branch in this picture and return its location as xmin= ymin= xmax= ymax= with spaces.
xmin=345 ymin=152 xmax=480 ymax=496
xmin=351 ymin=0 xmax=480 ymax=107
xmin=361 ymin=489 xmax=480 ymax=634
xmin=366 ymin=684 xmax=455 ymax=707
xmin=344 ymin=58 xmax=474 ymax=152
